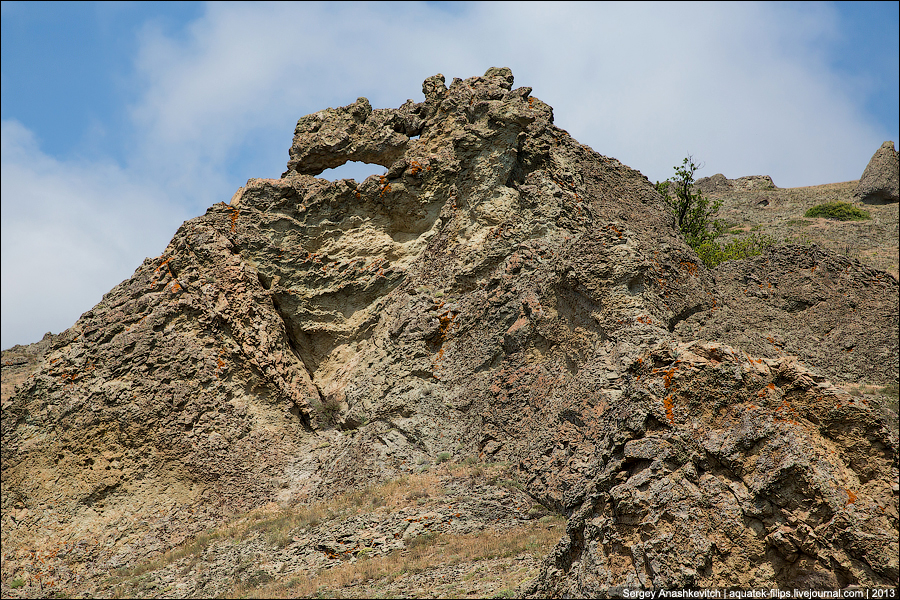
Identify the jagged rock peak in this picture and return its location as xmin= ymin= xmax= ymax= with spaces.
xmin=283 ymin=67 xmax=548 ymax=177
xmin=1 ymin=65 xmax=706 ymax=570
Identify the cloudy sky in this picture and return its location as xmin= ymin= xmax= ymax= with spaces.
xmin=2 ymin=1 xmax=898 ymax=349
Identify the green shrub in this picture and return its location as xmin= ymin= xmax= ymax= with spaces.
xmin=656 ymin=156 xmax=777 ymax=268
xmin=655 ymin=156 xmax=724 ymax=249
xmin=804 ymin=202 xmax=870 ymax=221
xmin=315 ymin=397 xmax=342 ymax=424
xmin=10 ymin=579 xmax=25 ymax=589
xmin=695 ymin=232 xmax=777 ymax=268
xmin=436 ymin=452 xmax=451 ymax=464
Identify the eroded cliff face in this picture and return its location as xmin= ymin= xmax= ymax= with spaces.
xmin=2 ymin=68 xmax=897 ymax=594
xmin=526 ymin=342 xmax=898 ymax=595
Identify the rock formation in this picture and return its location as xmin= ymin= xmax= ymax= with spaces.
xmin=675 ymin=244 xmax=899 ymax=387
xmin=2 ymin=68 xmax=897 ymax=596
xmin=1 ymin=333 xmax=56 ymax=405
xmin=695 ymin=174 xmax=776 ymax=195
xmin=855 ymin=141 xmax=899 ymax=204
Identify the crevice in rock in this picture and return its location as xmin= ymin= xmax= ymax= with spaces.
xmin=270 ymin=294 xmax=327 ymax=422
xmin=667 ymin=301 xmax=711 ymax=332
xmin=290 ymin=404 xmax=314 ymax=432
xmin=505 ymin=134 xmax=529 ymax=189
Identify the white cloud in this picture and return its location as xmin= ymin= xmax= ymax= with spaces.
xmin=461 ymin=1 xmax=880 ymax=186
xmin=1 ymin=120 xmax=189 ymax=349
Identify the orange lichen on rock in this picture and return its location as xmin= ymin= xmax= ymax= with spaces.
xmin=432 ymin=310 xmax=458 ymax=368
xmin=773 ymin=399 xmax=801 ymax=424
xmin=663 ymin=367 xmax=678 ymax=389
xmin=680 ymin=261 xmax=699 ymax=277
xmin=155 ymin=256 xmax=174 ymax=274
xmin=663 ymin=395 xmax=675 ymax=424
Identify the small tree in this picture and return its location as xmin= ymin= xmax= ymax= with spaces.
xmin=655 ymin=155 xmax=724 ymax=249
xmin=655 ymin=156 xmax=775 ymax=268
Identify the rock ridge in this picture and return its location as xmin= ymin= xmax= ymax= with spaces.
xmin=695 ymin=173 xmax=776 ymax=195
xmin=1 ymin=68 xmax=897 ymax=597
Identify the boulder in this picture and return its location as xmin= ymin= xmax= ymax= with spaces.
xmin=855 ymin=141 xmax=899 ymax=204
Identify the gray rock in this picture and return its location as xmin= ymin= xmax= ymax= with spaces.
xmin=675 ymin=243 xmax=899 ymax=386
xmin=695 ymin=174 xmax=775 ymax=195
xmin=695 ymin=173 xmax=730 ymax=194
xmin=732 ymin=175 xmax=776 ymax=191
xmin=855 ymin=140 xmax=899 ymax=204
xmin=2 ymin=68 xmax=896 ymax=598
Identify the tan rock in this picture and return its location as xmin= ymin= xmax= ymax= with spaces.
xmin=855 ymin=141 xmax=899 ymax=204
xmin=2 ymin=68 xmax=896 ymax=597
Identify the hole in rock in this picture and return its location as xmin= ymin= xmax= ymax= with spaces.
xmin=318 ymin=161 xmax=385 ymax=182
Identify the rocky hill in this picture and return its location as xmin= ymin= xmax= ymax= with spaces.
xmin=2 ymin=68 xmax=897 ymax=598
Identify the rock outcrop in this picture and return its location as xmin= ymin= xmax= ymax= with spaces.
xmin=855 ymin=141 xmax=899 ymax=204
xmin=526 ymin=340 xmax=897 ymax=595
xmin=675 ymin=244 xmax=899 ymax=387
xmin=695 ymin=174 xmax=776 ymax=195
xmin=1 ymin=333 xmax=56 ymax=405
xmin=2 ymin=68 xmax=897 ymax=596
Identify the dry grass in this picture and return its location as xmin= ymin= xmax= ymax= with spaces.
xmin=110 ymin=503 xmax=330 ymax=583
xmin=844 ymin=382 xmax=899 ymax=403
xmin=103 ymin=465 xmax=517 ymax=595
xmin=100 ymin=463 xmax=556 ymax=599
xmin=236 ymin=517 xmax=564 ymax=599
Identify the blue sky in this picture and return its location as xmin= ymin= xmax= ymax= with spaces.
xmin=2 ymin=1 xmax=898 ymax=348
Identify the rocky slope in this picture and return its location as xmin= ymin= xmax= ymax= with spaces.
xmin=2 ymin=68 xmax=897 ymax=597
xmin=699 ymin=175 xmax=898 ymax=279
xmin=1 ymin=333 xmax=56 ymax=406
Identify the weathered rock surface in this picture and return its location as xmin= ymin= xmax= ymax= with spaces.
xmin=1 ymin=333 xmax=56 ymax=405
xmin=855 ymin=141 xmax=899 ymax=204
xmin=526 ymin=340 xmax=897 ymax=595
xmin=2 ymin=68 xmax=897 ymax=597
xmin=675 ymin=244 xmax=899 ymax=387
xmin=695 ymin=174 xmax=776 ymax=195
